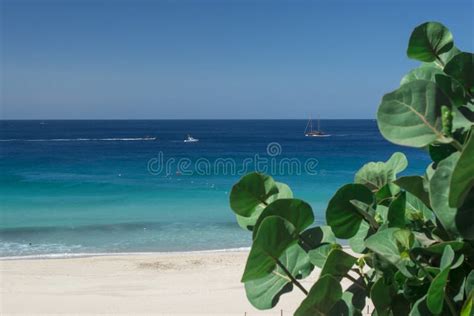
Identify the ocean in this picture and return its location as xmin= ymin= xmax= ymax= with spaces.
xmin=0 ymin=120 xmax=430 ymax=258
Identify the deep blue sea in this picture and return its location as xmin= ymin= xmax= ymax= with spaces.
xmin=0 ymin=120 xmax=430 ymax=257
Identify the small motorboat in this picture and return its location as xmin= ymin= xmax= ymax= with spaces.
xmin=184 ymin=134 xmax=199 ymax=143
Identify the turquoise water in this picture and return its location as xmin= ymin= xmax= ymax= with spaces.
xmin=0 ymin=120 xmax=430 ymax=257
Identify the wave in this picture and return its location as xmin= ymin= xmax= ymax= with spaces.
xmin=0 ymin=137 xmax=157 ymax=142
xmin=0 ymin=246 xmax=251 ymax=260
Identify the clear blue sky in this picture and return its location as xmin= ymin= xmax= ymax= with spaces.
xmin=1 ymin=0 xmax=473 ymax=119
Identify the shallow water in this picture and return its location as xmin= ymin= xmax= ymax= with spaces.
xmin=0 ymin=120 xmax=430 ymax=257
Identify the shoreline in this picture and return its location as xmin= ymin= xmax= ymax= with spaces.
xmin=0 ymin=247 xmax=251 ymax=261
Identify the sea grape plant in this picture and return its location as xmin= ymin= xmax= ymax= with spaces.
xmin=229 ymin=21 xmax=473 ymax=315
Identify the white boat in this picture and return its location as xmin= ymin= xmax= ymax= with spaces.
xmin=305 ymin=116 xmax=330 ymax=137
xmin=184 ymin=134 xmax=199 ymax=143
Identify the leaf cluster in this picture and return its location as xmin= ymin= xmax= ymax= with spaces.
xmin=229 ymin=21 xmax=473 ymax=315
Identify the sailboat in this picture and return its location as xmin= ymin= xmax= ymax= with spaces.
xmin=304 ymin=116 xmax=330 ymax=137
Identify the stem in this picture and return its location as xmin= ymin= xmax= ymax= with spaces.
xmin=450 ymin=139 xmax=463 ymax=152
xmin=435 ymin=55 xmax=445 ymax=68
xmin=344 ymin=273 xmax=367 ymax=291
xmin=359 ymin=209 xmax=379 ymax=231
xmin=275 ymin=259 xmax=308 ymax=295
xmin=444 ymin=295 xmax=458 ymax=316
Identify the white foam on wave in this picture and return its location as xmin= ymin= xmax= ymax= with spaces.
xmin=0 ymin=137 xmax=157 ymax=142
xmin=0 ymin=247 xmax=251 ymax=260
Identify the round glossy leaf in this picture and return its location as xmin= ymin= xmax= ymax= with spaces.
xmin=320 ymin=248 xmax=357 ymax=281
xmin=405 ymin=192 xmax=434 ymax=223
xmin=427 ymin=267 xmax=450 ymax=314
xmin=308 ymin=244 xmax=338 ymax=269
xmin=244 ymin=244 xmax=312 ymax=310
xmin=241 ymin=216 xmax=298 ymax=282
xmin=234 ymin=181 xmax=293 ymax=230
xmin=326 ymin=184 xmax=374 ymax=239
xmin=377 ymin=80 xmax=450 ymax=148
xmin=407 ymin=22 xmax=453 ymax=62
xmin=299 ymin=225 xmax=336 ymax=252
xmin=387 ymin=192 xmax=406 ymax=228
xmin=444 ymin=52 xmax=474 ymax=93
xmin=230 ymin=172 xmax=279 ymax=217
xmin=430 ymin=152 xmax=461 ymax=238
xmin=365 ymin=228 xmax=413 ymax=277
xmin=294 ymin=275 xmax=342 ymax=316
xmin=354 ymin=152 xmax=408 ymax=191
xmin=394 ymin=176 xmax=431 ymax=208
xmin=449 ymin=128 xmax=474 ymax=208
xmin=252 ymin=198 xmax=314 ymax=239
xmin=371 ymin=278 xmax=394 ymax=316
xmin=348 ymin=220 xmax=371 ymax=253
xmin=429 ymin=143 xmax=457 ymax=165
xmin=401 ymin=65 xmax=444 ymax=85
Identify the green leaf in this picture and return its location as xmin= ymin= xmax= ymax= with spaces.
xmin=407 ymin=22 xmax=453 ymax=62
xmin=426 ymin=267 xmax=450 ymax=314
xmin=348 ymin=221 xmax=371 ymax=253
xmin=252 ymin=198 xmax=314 ymax=239
xmin=456 ymin=188 xmax=474 ymax=240
xmin=326 ymin=184 xmax=374 ymax=239
xmin=235 ymin=181 xmax=292 ymax=230
xmin=466 ymin=271 xmax=474 ymax=296
xmin=230 ymin=172 xmax=279 ymax=217
xmin=437 ymin=46 xmax=462 ymax=66
xmin=241 ymin=216 xmax=298 ymax=282
xmin=430 ymin=152 xmax=461 ymax=237
xmin=461 ymin=291 xmax=473 ymax=316
xmin=371 ymin=278 xmax=394 ymax=316
xmin=449 ymin=128 xmax=474 ymax=208
xmin=401 ymin=64 xmax=444 ymax=85
xmin=428 ymin=143 xmax=457 ymax=165
xmin=394 ymin=176 xmax=431 ymax=208
xmin=409 ymin=295 xmax=431 ymax=316
xmin=300 ymin=226 xmax=339 ymax=268
xmin=320 ymin=248 xmax=357 ymax=281
xmin=365 ymin=228 xmax=413 ymax=277
xmin=244 ymin=244 xmax=312 ymax=310
xmin=444 ymin=52 xmax=474 ymax=93
xmin=387 ymin=192 xmax=406 ymax=228
xmin=375 ymin=183 xmax=396 ymax=205
xmin=308 ymin=244 xmax=338 ymax=269
xmin=412 ymin=241 xmax=464 ymax=256
xmin=330 ymin=282 xmax=367 ymax=316
xmin=354 ymin=152 xmax=408 ymax=191
xmin=440 ymin=245 xmax=455 ymax=270
xmin=393 ymin=229 xmax=414 ymax=251
xmin=453 ymin=105 xmax=474 ymax=132
xmin=377 ymin=80 xmax=451 ymax=148
xmin=299 ymin=226 xmax=336 ymax=251
xmin=294 ymin=275 xmax=342 ymax=316
xmin=436 ymin=74 xmax=468 ymax=108
xmin=405 ymin=192 xmax=434 ymax=223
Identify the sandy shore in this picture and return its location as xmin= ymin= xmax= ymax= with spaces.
xmin=1 ymin=251 xmax=369 ymax=315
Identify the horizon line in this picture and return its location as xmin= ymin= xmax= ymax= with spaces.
xmin=0 ymin=118 xmax=376 ymax=121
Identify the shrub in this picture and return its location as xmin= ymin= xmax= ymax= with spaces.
xmin=229 ymin=21 xmax=473 ymax=315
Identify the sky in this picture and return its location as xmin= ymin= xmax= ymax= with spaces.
xmin=1 ymin=0 xmax=473 ymax=119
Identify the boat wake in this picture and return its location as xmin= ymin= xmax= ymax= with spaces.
xmin=0 ymin=137 xmax=157 ymax=142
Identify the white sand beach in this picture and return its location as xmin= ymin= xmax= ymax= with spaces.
xmin=0 ymin=251 xmax=370 ymax=315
